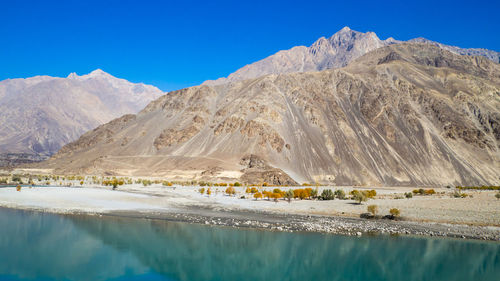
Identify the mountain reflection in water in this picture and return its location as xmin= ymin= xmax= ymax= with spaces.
xmin=0 ymin=208 xmax=499 ymax=281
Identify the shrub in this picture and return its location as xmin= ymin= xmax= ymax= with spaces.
xmin=452 ymin=190 xmax=468 ymax=198
xmin=456 ymin=185 xmax=500 ymax=191
xmin=16 ymin=185 xmax=21 ymax=192
xmin=351 ymin=190 xmax=368 ymax=204
xmin=496 ymin=192 xmax=500 ymax=200
xmin=310 ymin=188 xmax=318 ymax=199
xmin=320 ymin=189 xmax=334 ymax=200
xmin=250 ymin=187 xmax=258 ymax=193
xmin=225 ymin=187 xmax=236 ymax=196
xmin=12 ymin=176 xmax=23 ymax=184
xmin=425 ymin=189 xmax=436 ymax=195
xmin=404 ymin=192 xmax=413 ymax=199
xmin=234 ymin=182 xmax=241 ymax=187
xmin=389 ymin=208 xmax=400 ymax=217
xmin=199 ymin=188 xmax=205 ymax=194
xmin=367 ymin=205 xmax=378 ymax=216
xmin=254 ymin=192 xmax=262 ymax=200
xmin=366 ymin=190 xmax=377 ymax=198
xmin=285 ymin=189 xmax=294 ymax=202
xmin=335 ymin=189 xmax=346 ymax=200
xmin=413 ymin=188 xmax=435 ymax=195
xmin=273 ymin=188 xmax=283 ymax=194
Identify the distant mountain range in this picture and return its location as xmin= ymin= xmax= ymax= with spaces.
xmin=44 ymin=43 xmax=500 ymax=186
xmin=203 ymin=26 xmax=499 ymax=86
xmin=0 ymin=70 xmax=163 ymax=166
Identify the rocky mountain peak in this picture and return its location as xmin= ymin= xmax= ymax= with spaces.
xmin=87 ymin=69 xmax=112 ymax=78
xmin=203 ymin=27 xmax=499 ymax=86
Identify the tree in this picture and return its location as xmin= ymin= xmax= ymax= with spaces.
xmin=304 ymin=188 xmax=313 ymax=199
xmin=206 ymin=188 xmax=211 ymax=196
xmin=335 ymin=189 xmax=346 ymax=200
xmin=389 ymin=208 xmax=401 ymax=217
xmin=254 ymin=192 xmax=262 ymax=200
xmin=226 ymin=186 xmax=236 ymax=196
xmin=271 ymin=192 xmax=282 ymax=202
xmin=263 ymin=191 xmax=271 ymax=200
xmin=111 ymin=179 xmax=119 ymax=190
xmin=320 ymin=189 xmax=334 ymax=200
xmin=404 ymin=192 xmax=413 ymax=199
xmin=285 ymin=189 xmax=294 ymax=203
xmin=310 ymin=188 xmax=318 ymax=199
xmin=352 ymin=190 xmax=368 ymax=204
xmin=366 ymin=190 xmax=377 ymax=198
xmin=367 ymin=205 xmax=378 ymax=216
xmin=16 ymin=185 xmax=21 ymax=192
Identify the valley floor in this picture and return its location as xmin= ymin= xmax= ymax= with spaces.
xmin=0 ymin=184 xmax=499 ymax=241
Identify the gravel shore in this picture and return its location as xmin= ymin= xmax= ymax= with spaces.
xmin=1 ymin=185 xmax=499 ymax=241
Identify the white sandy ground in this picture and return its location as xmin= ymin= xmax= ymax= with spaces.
xmin=0 ymin=184 xmax=499 ymax=227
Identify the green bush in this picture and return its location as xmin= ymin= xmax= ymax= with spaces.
xmin=320 ymin=189 xmax=335 ymax=200
xmin=404 ymin=192 xmax=413 ymax=199
xmin=310 ymin=188 xmax=318 ymax=199
xmin=334 ymin=189 xmax=346 ymax=200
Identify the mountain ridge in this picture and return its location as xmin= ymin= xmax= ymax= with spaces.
xmin=203 ymin=27 xmax=499 ymax=86
xmin=0 ymin=70 xmax=164 ymax=166
xmin=42 ymin=43 xmax=500 ymax=187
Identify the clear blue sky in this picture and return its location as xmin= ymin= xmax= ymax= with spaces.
xmin=1 ymin=0 xmax=498 ymax=91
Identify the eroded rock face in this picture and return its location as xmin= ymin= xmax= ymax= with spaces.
xmin=238 ymin=154 xmax=298 ymax=185
xmin=42 ymin=44 xmax=500 ymax=186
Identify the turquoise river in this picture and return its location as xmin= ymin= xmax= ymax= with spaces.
xmin=0 ymin=208 xmax=499 ymax=281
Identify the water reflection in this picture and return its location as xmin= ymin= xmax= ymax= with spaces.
xmin=0 ymin=208 xmax=499 ymax=281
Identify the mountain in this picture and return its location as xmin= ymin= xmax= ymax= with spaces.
xmin=203 ymin=27 xmax=500 ymax=86
xmin=203 ymin=27 xmax=399 ymax=86
xmin=409 ymin=37 xmax=500 ymax=63
xmin=42 ymin=44 xmax=500 ymax=187
xmin=0 ymin=70 xmax=163 ymax=166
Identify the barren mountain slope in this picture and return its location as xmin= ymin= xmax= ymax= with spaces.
xmin=44 ymin=44 xmax=500 ymax=186
xmin=0 ymin=70 xmax=163 ymax=165
xmin=203 ymin=27 xmax=499 ymax=86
